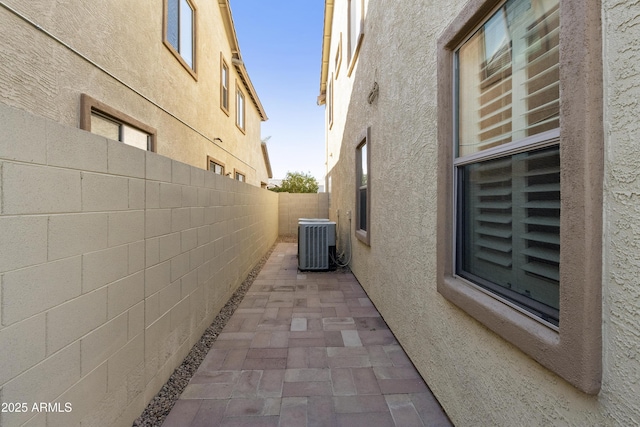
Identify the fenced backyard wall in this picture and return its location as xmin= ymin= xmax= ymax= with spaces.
xmin=0 ymin=103 xmax=278 ymax=427
xmin=278 ymin=192 xmax=330 ymax=236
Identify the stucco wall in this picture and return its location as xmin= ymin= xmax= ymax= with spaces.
xmin=278 ymin=193 xmax=330 ymax=236
xmin=0 ymin=103 xmax=278 ymax=427
xmin=0 ymin=0 xmax=269 ymax=187
xmin=324 ymin=0 xmax=640 ymax=425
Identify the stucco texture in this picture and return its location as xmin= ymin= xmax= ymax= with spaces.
xmin=324 ymin=0 xmax=640 ymax=425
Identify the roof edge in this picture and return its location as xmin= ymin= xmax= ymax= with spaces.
xmin=318 ymin=0 xmax=335 ymax=105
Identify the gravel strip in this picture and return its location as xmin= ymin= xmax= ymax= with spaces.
xmin=132 ymin=238 xmax=292 ymax=427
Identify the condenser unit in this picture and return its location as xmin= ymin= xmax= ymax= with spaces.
xmin=298 ymin=220 xmax=337 ymax=271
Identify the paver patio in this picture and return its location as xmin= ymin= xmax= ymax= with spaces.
xmin=162 ymin=243 xmax=452 ymax=427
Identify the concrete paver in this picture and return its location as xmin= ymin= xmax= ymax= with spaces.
xmin=162 ymin=243 xmax=452 ymax=427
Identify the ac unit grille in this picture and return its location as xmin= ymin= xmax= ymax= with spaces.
xmin=298 ymin=221 xmax=336 ymax=271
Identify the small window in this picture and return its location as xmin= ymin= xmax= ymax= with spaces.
xmin=355 ymin=127 xmax=370 ymax=245
xmin=80 ymin=94 xmax=156 ymax=151
xmin=328 ymin=74 xmax=334 ymax=129
xmin=347 ymin=0 xmax=364 ymax=74
xmin=208 ymin=156 xmax=225 ymax=175
xmin=164 ymin=0 xmax=196 ymax=78
xmin=236 ymin=85 xmax=245 ymax=132
xmin=221 ymin=55 xmax=230 ymax=114
xmin=234 ymin=170 xmax=245 ymax=182
xmin=335 ymin=33 xmax=343 ymax=77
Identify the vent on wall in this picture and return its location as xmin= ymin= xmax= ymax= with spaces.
xmin=298 ymin=220 xmax=337 ymax=271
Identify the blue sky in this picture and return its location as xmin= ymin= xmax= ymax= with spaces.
xmin=229 ymin=1 xmax=326 ymax=183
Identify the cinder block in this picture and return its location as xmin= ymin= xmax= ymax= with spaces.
xmin=145 ymin=260 xmax=171 ymax=297
xmin=144 ymin=208 xmax=171 ymax=238
xmin=144 ymin=312 xmax=170 ymax=382
xmin=171 ymin=160 xmax=191 ymax=185
xmin=46 ymin=289 xmax=107 ymax=355
xmin=197 ymin=225 xmax=210 ymax=246
xmin=107 ymin=139 xmax=145 ymax=178
xmin=128 ymin=301 xmax=144 ymax=340
xmin=107 ymin=334 xmax=144 ymax=392
xmin=48 ymin=213 xmax=108 ymax=261
xmin=182 ymin=186 xmax=198 ymax=207
xmin=144 ymin=292 xmax=160 ymax=328
xmin=129 ymin=178 xmax=145 ymax=210
xmin=107 ymin=271 xmax=144 ymax=320
xmin=159 ymin=182 xmax=182 ymax=208
xmin=157 ymin=280 xmax=181 ymax=316
xmin=197 ymin=187 xmax=210 ymax=206
xmin=0 ymin=342 xmax=80 ymax=427
xmin=189 ymin=246 xmax=204 ymax=271
xmin=82 ymin=245 xmax=129 ymax=293
xmin=190 ymin=207 xmax=205 ymax=228
xmin=0 ymin=216 xmax=46 ymax=275
xmin=47 ymin=121 xmax=108 ymax=173
xmin=145 ymin=237 xmax=160 ymax=268
xmin=170 ymin=297 xmax=191 ymax=329
xmin=181 ymin=228 xmax=198 ymax=252
xmin=180 ymin=269 xmax=197 ymax=299
xmin=190 ymin=167 xmax=205 ymax=188
xmin=128 ymin=241 xmax=145 ymax=274
xmin=2 ymin=162 xmax=81 ymax=214
xmin=170 ymin=252 xmax=190 ymax=282
xmin=0 ymin=103 xmax=47 ymax=164
xmin=82 ymin=172 xmax=129 ymax=212
xmin=145 ymin=181 xmax=160 ymax=209
xmin=0 ymin=314 xmax=46 ymax=385
xmin=80 ymin=313 xmax=128 ymax=375
xmin=145 ymin=151 xmax=172 ymax=182
xmin=48 ymin=362 xmax=107 ymax=427
xmin=108 ymin=210 xmax=144 ymax=247
xmin=159 ymin=232 xmax=181 ymax=263
xmin=171 ymin=207 xmax=190 ymax=232
xmin=2 ymin=256 xmax=81 ymax=326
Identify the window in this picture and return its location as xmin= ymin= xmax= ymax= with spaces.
xmin=335 ymin=33 xmax=343 ymax=77
xmin=236 ymin=85 xmax=245 ymax=132
xmin=347 ymin=0 xmax=364 ymax=75
xmin=220 ymin=55 xmax=230 ymax=114
xmin=355 ymin=127 xmax=370 ymax=245
xmin=437 ymin=0 xmax=603 ymax=394
xmin=328 ymin=74 xmax=334 ymax=128
xmin=80 ymin=94 xmax=156 ymax=151
xmin=164 ymin=0 xmax=196 ymax=78
xmin=234 ymin=170 xmax=245 ymax=182
xmin=208 ymin=156 xmax=225 ymax=175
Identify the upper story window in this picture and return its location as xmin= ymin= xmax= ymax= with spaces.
xmin=80 ymin=94 xmax=156 ymax=152
xmin=235 ymin=170 xmax=245 ymax=182
xmin=437 ymin=0 xmax=604 ymax=394
xmin=164 ymin=0 xmax=196 ymax=78
xmin=236 ymin=85 xmax=245 ymax=132
xmin=208 ymin=157 xmax=225 ymax=175
xmin=328 ymin=74 xmax=334 ymax=128
xmin=221 ymin=55 xmax=230 ymax=114
xmin=355 ymin=127 xmax=370 ymax=245
xmin=347 ymin=0 xmax=364 ymax=74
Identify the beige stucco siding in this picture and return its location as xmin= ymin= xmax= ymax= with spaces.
xmin=0 ymin=0 xmax=269 ymax=186
xmin=323 ymin=0 xmax=640 ymax=425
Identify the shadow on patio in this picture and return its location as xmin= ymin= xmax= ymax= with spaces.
xmin=161 ymin=242 xmax=452 ymax=427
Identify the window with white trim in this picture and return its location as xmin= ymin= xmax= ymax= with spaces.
xmin=455 ymin=0 xmax=560 ymax=325
xmin=355 ymin=127 xmax=370 ymax=245
xmin=236 ymin=86 xmax=245 ymax=131
xmin=165 ymin=0 xmax=196 ymax=75
xmin=221 ymin=56 xmax=229 ymax=113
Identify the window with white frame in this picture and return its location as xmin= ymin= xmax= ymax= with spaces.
xmin=208 ymin=157 xmax=225 ymax=175
xmin=221 ymin=55 xmax=229 ymax=113
xmin=437 ymin=0 xmax=603 ymax=394
xmin=165 ymin=0 xmax=195 ymax=75
xmin=455 ymin=0 xmax=560 ymax=325
xmin=348 ymin=0 xmax=364 ymax=72
xmin=235 ymin=170 xmax=245 ymax=182
xmin=236 ymin=86 xmax=245 ymax=131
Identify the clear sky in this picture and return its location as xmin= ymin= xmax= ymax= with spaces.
xmin=229 ymin=1 xmax=326 ymax=184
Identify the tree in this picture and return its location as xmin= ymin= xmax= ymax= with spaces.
xmin=271 ymin=171 xmax=319 ymax=193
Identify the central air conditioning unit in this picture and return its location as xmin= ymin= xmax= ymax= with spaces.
xmin=298 ymin=219 xmax=337 ymax=271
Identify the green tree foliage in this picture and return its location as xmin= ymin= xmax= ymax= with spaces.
xmin=271 ymin=171 xmax=319 ymax=193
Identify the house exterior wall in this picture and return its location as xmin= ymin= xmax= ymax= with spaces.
xmin=0 ymin=0 xmax=270 ymax=187
xmin=322 ymin=0 xmax=640 ymax=425
xmin=278 ymin=193 xmax=330 ymax=236
xmin=0 ymin=103 xmax=278 ymax=427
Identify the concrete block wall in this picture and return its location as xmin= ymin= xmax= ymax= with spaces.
xmin=0 ymin=103 xmax=278 ymax=427
xmin=278 ymin=192 xmax=330 ymax=236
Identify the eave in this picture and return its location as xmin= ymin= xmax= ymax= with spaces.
xmin=318 ymin=0 xmax=334 ymax=106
